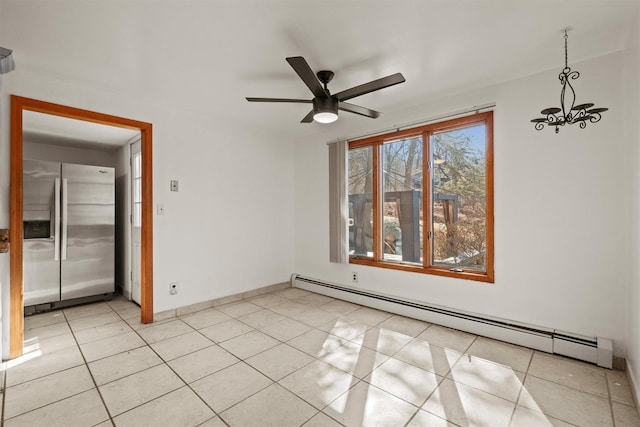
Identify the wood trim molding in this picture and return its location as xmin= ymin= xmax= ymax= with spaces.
xmin=140 ymin=124 xmax=154 ymax=323
xmin=9 ymin=97 xmax=24 ymax=359
xmin=9 ymin=96 xmax=154 ymax=358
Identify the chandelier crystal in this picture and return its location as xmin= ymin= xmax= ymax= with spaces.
xmin=531 ymin=30 xmax=607 ymax=134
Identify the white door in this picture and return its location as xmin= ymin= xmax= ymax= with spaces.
xmin=131 ymin=140 xmax=142 ymax=304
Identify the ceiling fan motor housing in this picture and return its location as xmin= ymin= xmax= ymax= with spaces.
xmin=313 ymin=96 xmax=338 ymax=115
xmin=312 ymin=96 xmax=338 ymax=123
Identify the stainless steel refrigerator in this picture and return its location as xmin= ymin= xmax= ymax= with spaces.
xmin=23 ymin=159 xmax=115 ymax=307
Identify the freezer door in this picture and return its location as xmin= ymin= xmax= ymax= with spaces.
xmin=23 ymin=160 xmax=61 ymax=306
xmin=61 ymin=163 xmax=115 ymax=301
xmin=24 ymin=239 xmax=61 ymax=305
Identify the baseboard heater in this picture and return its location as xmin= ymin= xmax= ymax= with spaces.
xmin=291 ymin=274 xmax=613 ymax=368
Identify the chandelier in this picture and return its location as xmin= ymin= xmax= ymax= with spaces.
xmin=531 ymin=30 xmax=607 ymax=133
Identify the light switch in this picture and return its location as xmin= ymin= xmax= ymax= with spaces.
xmin=170 ymin=180 xmax=179 ymax=192
xmin=157 ymin=204 xmax=165 ymax=215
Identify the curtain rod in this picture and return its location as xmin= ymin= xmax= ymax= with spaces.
xmin=326 ymin=102 xmax=496 ymax=145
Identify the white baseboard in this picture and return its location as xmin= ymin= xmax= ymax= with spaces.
xmin=627 ymin=362 xmax=640 ymax=413
xmin=154 ymin=281 xmax=291 ymax=319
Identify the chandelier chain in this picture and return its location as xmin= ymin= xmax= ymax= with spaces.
xmin=564 ymin=30 xmax=568 ymax=69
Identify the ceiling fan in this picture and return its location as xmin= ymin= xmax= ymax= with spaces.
xmin=246 ymin=56 xmax=405 ymax=124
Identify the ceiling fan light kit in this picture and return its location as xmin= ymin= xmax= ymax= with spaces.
xmin=531 ymin=29 xmax=608 ymax=134
xmin=246 ymin=56 xmax=405 ymax=124
xmin=312 ymin=95 xmax=338 ymax=123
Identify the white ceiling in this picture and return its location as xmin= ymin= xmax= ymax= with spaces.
xmin=2 ymin=0 xmax=638 ymax=143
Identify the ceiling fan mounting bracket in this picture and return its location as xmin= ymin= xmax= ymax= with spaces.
xmin=316 ymin=70 xmax=334 ymax=86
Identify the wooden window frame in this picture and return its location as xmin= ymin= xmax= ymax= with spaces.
xmin=348 ymin=111 xmax=494 ymax=283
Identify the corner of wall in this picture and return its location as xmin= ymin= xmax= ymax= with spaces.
xmin=625 ymin=2 xmax=640 ymax=405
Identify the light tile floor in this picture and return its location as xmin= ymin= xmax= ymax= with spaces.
xmin=2 ymin=288 xmax=639 ymax=427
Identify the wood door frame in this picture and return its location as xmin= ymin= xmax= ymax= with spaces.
xmin=9 ymin=95 xmax=154 ymax=359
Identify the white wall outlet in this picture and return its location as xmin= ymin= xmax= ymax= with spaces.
xmin=169 ymin=282 xmax=178 ymax=295
xmin=170 ymin=180 xmax=179 ymax=192
xmin=157 ymin=204 xmax=165 ymax=215
xmin=352 ymin=272 xmax=358 ymax=283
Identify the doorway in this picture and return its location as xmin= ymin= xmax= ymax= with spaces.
xmin=9 ymin=96 xmax=154 ymax=359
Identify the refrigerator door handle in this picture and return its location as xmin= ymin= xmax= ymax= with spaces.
xmin=54 ymin=178 xmax=61 ymax=261
xmin=61 ymin=178 xmax=68 ymax=261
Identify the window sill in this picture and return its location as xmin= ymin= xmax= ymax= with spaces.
xmin=349 ymin=257 xmax=494 ymax=283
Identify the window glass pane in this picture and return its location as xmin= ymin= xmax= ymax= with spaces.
xmin=133 ymin=202 xmax=142 ymax=227
xmin=134 ymin=178 xmax=142 ymax=204
xmin=431 ymin=124 xmax=486 ymax=271
xmin=348 ymin=146 xmax=373 ymax=257
xmin=134 ymin=153 xmax=142 ymax=179
xmin=381 ymin=137 xmax=423 ymax=264
xmin=133 ymin=177 xmax=142 ymax=227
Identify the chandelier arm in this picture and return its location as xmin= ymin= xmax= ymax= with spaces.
xmin=589 ymin=112 xmax=603 ymax=124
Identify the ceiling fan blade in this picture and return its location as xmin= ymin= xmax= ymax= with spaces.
xmin=286 ymin=56 xmax=328 ymax=98
xmin=339 ymin=102 xmax=381 ymax=119
xmin=335 ymin=73 xmax=405 ymax=102
xmin=246 ymin=97 xmax=312 ymax=103
xmin=301 ymin=111 xmax=314 ymax=123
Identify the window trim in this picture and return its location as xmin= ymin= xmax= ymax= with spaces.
xmin=348 ymin=111 xmax=494 ymax=283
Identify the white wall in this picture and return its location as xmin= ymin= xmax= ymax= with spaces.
xmin=294 ymin=50 xmax=632 ymax=358
xmin=23 ymin=140 xmax=117 ymax=167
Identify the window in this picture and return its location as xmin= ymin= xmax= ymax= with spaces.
xmin=347 ymin=111 xmax=493 ymax=282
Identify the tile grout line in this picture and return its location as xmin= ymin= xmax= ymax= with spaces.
xmin=1 ymin=358 xmax=6 ymax=426
xmin=68 ymin=305 xmax=219 ymax=424
xmin=202 ymin=292 xmax=351 ymax=425
xmin=2 ymin=302 xmax=120 ymax=425
xmin=415 ymin=334 xmax=480 ymax=426
xmin=178 ymin=300 xmax=340 ymax=425
xmin=4 ymin=390 xmax=95 ymax=423
xmin=67 ymin=303 xmax=118 ymax=427
xmin=118 ymin=308 xmax=234 ymax=426
xmin=264 ymin=304 xmax=397 ymax=426
xmin=16 ymin=294 xmax=489 ymax=425
xmin=506 ymin=342 xmax=534 ymax=426
xmin=370 ymin=323 xmax=450 ymax=427
xmin=212 ymin=361 xmax=304 ymax=424
xmin=605 ymin=370 xmax=617 ymax=427
xmin=524 ymin=366 xmax=612 ymax=400
xmin=397 ymin=332 xmax=534 ymax=427
xmin=19 ymin=292 xmax=598 ymax=427
xmin=127 ymin=296 xmax=515 ymax=422
xmin=74 ymin=301 xmax=147 ymax=362
xmin=185 ymin=300 xmax=326 ymax=423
